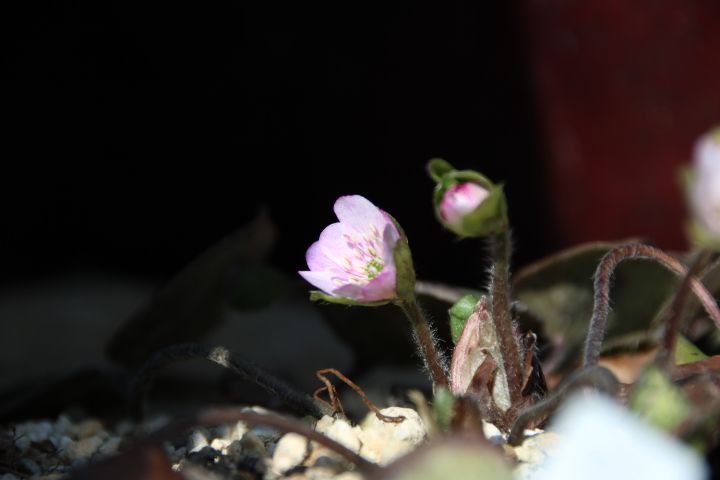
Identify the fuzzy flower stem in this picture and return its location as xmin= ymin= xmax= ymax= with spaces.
xmin=583 ymin=244 xmax=720 ymax=367
xmin=398 ymin=297 xmax=448 ymax=388
xmin=488 ymin=229 xmax=523 ymax=403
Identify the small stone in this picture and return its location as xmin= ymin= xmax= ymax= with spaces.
xmin=0 ymin=474 xmax=20 ymax=480
xmin=18 ymin=458 xmax=41 ymax=476
xmin=74 ymin=419 xmax=106 ymax=439
xmin=54 ymin=415 xmax=73 ymax=436
xmin=513 ymin=432 xmax=559 ymax=465
xmin=334 ymin=472 xmax=365 ymax=480
xmin=17 ymin=420 xmax=53 ymax=443
xmin=63 ymin=436 xmax=104 ymax=461
xmin=210 ymin=437 xmax=232 ymax=453
xmin=481 ymin=421 xmax=505 ymax=444
xmin=358 ymin=407 xmax=426 ymax=465
xmin=239 ymin=431 xmax=268 ymax=457
xmin=225 ymin=440 xmax=245 ymax=463
xmin=272 ymin=433 xmax=309 ymax=474
xmin=188 ymin=430 xmax=210 ymax=453
xmin=98 ymin=436 xmax=122 ymax=457
xmin=314 ymin=416 xmax=361 ymax=453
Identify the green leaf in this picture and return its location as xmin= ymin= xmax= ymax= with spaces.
xmin=383 ymin=438 xmax=512 ymax=480
xmin=309 ymin=291 xmax=391 ymax=307
xmin=629 ymin=366 xmax=691 ymax=432
xmin=432 ymin=386 xmax=455 ymax=432
xmin=448 ymin=294 xmax=480 ymax=344
xmin=513 ymin=241 xmax=677 ymax=368
xmin=674 ymin=334 xmax=708 ymax=365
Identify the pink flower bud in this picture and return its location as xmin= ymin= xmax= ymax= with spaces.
xmin=439 ymin=182 xmax=490 ymax=232
xmin=299 ymin=195 xmax=401 ymax=302
xmin=690 ymin=130 xmax=720 ymax=238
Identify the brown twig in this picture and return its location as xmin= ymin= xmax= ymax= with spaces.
xmin=314 ymin=368 xmax=405 ymax=423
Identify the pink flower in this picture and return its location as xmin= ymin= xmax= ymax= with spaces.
xmin=299 ymin=195 xmax=401 ymax=302
xmin=690 ymin=130 xmax=720 ymax=237
xmin=439 ymin=182 xmax=490 ymax=232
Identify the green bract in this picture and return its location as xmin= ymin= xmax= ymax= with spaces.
xmin=427 ymin=158 xmax=509 ymax=238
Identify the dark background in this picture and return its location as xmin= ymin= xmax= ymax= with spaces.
xmin=4 ymin=1 xmax=549 ymax=289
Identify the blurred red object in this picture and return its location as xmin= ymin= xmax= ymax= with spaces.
xmin=525 ymin=0 xmax=720 ymax=250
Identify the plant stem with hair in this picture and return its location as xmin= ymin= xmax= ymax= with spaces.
xmin=583 ymin=244 xmax=720 ymax=367
xmin=488 ymin=229 xmax=523 ymax=403
xmin=398 ymin=298 xmax=448 ymax=388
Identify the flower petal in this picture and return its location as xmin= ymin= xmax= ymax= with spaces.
xmin=306 ymin=223 xmax=350 ymax=272
xmin=334 ymin=195 xmax=389 ymax=234
xmin=298 ymin=270 xmax=340 ymax=296
xmin=334 ymin=267 xmax=396 ymax=302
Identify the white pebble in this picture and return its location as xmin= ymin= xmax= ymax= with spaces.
xmin=188 ymin=430 xmax=210 ymax=453
xmin=315 ymin=416 xmax=361 ymax=453
xmin=210 ymin=437 xmax=232 ymax=453
xmin=272 ymin=433 xmax=309 ymax=474
xmin=63 ymin=436 xmax=104 ymax=461
xmin=358 ymin=407 xmax=426 ymax=465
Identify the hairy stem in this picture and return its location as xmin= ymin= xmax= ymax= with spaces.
xmin=489 ymin=229 xmax=523 ymax=403
xmin=129 ymin=343 xmax=333 ymax=419
xmin=398 ymin=298 xmax=448 ymax=388
xmin=659 ymin=250 xmax=711 ymax=365
xmin=583 ymin=244 xmax=720 ymax=367
xmin=507 ymin=365 xmax=619 ymax=446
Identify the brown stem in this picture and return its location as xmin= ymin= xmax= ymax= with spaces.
xmin=489 ymin=229 xmax=523 ymax=403
xmin=398 ymin=298 xmax=448 ymax=388
xmin=583 ymin=244 xmax=720 ymax=367
xmin=129 ymin=343 xmax=333 ymax=419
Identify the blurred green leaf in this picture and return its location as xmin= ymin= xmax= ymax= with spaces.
xmin=382 ymin=438 xmax=512 ymax=480
xmin=629 ymin=366 xmax=691 ymax=433
xmin=675 ymin=334 xmax=708 ymax=365
xmin=432 ymin=386 xmax=454 ymax=432
xmin=448 ymin=294 xmax=480 ymax=344
xmin=513 ymin=241 xmax=677 ymax=367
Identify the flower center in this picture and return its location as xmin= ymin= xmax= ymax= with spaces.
xmin=335 ymin=227 xmax=387 ymax=285
xmin=365 ymin=257 xmax=384 ymax=280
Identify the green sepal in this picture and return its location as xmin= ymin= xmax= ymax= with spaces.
xmin=427 ymin=158 xmax=454 ymax=182
xmin=428 ymin=159 xmax=509 ymax=238
xmin=388 ymin=215 xmax=417 ymax=304
xmin=449 ymin=294 xmax=480 ymax=344
xmin=458 ymin=184 xmax=508 ymax=237
xmin=432 ymin=386 xmax=455 ymax=432
xmin=309 ymin=291 xmax=391 ymax=307
xmin=629 ymin=365 xmax=691 ymax=433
